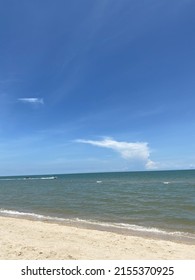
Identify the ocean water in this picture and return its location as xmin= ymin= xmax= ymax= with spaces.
xmin=0 ymin=170 xmax=195 ymax=243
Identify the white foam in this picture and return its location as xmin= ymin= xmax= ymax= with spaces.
xmin=40 ymin=176 xmax=57 ymax=180
xmin=73 ymin=218 xmax=192 ymax=238
xmin=0 ymin=176 xmax=57 ymax=181
xmin=0 ymin=209 xmax=49 ymax=219
xmin=0 ymin=209 xmax=194 ymax=240
xmin=0 ymin=209 xmax=66 ymax=222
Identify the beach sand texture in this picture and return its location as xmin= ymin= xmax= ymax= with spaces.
xmin=0 ymin=217 xmax=195 ymax=260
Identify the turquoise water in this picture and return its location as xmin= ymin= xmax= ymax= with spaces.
xmin=0 ymin=170 xmax=195 ymax=242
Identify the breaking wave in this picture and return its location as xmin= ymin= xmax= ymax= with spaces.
xmin=1 ymin=208 xmax=194 ymax=241
xmin=0 ymin=176 xmax=57 ymax=181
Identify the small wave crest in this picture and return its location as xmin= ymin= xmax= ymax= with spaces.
xmin=73 ymin=218 xmax=193 ymax=238
xmin=23 ymin=176 xmax=57 ymax=180
xmin=1 ymin=208 xmax=194 ymax=241
xmin=0 ymin=176 xmax=57 ymax=181
xmin=0 ymin=209 xmax=64 ymax=222
xmin=40 ymin=176 xmax=57 ymax=180
xmin=0 ymin=209 xmax=50 ymax=219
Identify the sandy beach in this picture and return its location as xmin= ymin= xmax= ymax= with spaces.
xmin=0 ymin=216 xmax=195 ymax=260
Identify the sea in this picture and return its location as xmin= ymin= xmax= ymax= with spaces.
xmin=0 ymin=170 xmax=195 ymax=243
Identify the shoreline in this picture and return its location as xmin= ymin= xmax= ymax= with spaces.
xmin=0 ymin=216 xmax=195 ymax=260
xmin=1 ymin=211 xmax=195 ymax=246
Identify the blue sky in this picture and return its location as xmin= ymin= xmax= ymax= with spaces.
xmin=0 ymin=0 xmax=195 ymax=175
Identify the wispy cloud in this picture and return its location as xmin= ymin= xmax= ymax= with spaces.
xmin=76 ymin=137 xmax=158 ymax=170
xmin=18 ymin=98 xmax=44 ymax=105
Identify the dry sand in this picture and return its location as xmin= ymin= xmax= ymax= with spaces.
xmin=0 ymin=216 xmax=195 ymax=260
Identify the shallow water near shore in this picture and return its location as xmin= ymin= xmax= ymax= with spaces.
xmin=0 ymin=170 xmax=195 ymax=243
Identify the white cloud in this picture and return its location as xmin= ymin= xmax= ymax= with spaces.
xmin=18 ymin=98 xmax=44 ymax=104
xmin=76 ymin=137 xmax=157 ymax=170
xmin=145 ymin=159 xmax=159 ymax=170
